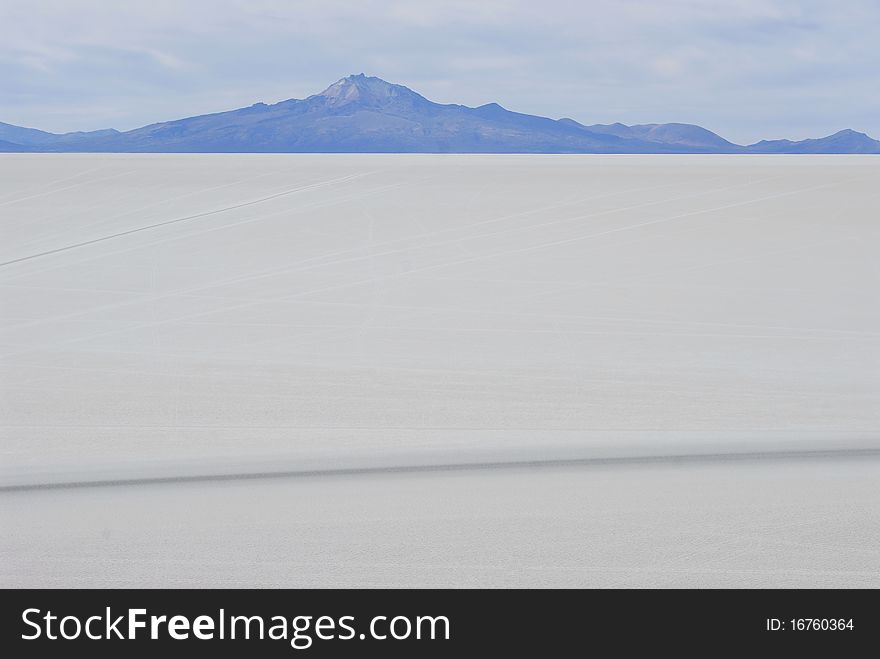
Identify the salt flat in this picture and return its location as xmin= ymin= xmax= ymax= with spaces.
xmin=1 ymin=154 xmax=878 ymax=586
xmin=3 ymin=457 xmax=879 ymax=588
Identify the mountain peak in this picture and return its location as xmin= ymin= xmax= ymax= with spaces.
xmin=317 ymin=74 xmax=411 ymax=107
xmin=830 ymin=128 xmax=867 ymax=138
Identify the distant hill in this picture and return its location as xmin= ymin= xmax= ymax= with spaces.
xmin=2 ymin=75 xmax=878 ymax=153
xmin=580 ymin=121 xmax=742 ymax=150
xmin=747 ymin=129 xmax=880 ymax=154
xmin=0 ymin=121 xmax=57 ymax=147
xmin=0 ymin=121 xmax=119 ymax=148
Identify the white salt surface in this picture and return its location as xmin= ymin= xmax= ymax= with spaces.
xmin=3 ymin=457 xmax=879 ymax=588
xmin=1 ymin=154 xmax=878 ymax=586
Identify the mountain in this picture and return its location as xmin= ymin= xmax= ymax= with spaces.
xmin=747 ymin=129 xmax=880 ymax=154
xmin=0 ymin=121 xmax=119 ymax=148
xmin=1 ymin=75 xmax=877 ymax=153
xmin=0 ymin=121 xmax=57 ymax=147
xmin=16 ymin=76 xmax=680 ymax=154
xmin=581 ymin=121 xmax=741 ymax=150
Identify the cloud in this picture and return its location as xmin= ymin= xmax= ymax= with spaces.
xmin=1 ymin=0 xmax=878 ymax=143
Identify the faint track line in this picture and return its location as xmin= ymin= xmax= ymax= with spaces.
xmin=0 ymin=171 xmax=374 ymax=268
xmin=3 ymin=447 xmax=879 ymax=493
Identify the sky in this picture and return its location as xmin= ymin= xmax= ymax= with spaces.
xmin=2 ymin=0 xmax=878 ymax=144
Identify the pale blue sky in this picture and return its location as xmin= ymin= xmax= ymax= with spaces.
xmin=2 ymin=0 xmax=878 ymax=144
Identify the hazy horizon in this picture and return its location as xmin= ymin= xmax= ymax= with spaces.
xmin=2 ymin=1 xmax=879 ymax=143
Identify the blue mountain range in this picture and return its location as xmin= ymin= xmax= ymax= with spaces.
xmin=2 ymin=74 xmax=878 ymax=153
